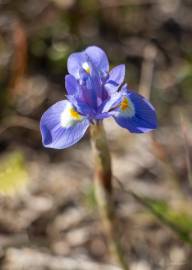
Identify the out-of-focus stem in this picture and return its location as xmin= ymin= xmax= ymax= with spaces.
xmin=180 ymin=113 xmax=192 ymax=188
xmin=90 ymin=122 xmax=129 ymax=270
xmin=139 ymin=44 xmax=157 ymax=100
xmin=9 ymin=20 xmax=27 ymax=99
xmin=139 ymin=44 xmax=181 ymax=190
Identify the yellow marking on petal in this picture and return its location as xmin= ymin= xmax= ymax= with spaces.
xmin=82 ymin=62 xmax=91 ymax=74
xmin=69 ymin=108 xmax=82 ymax=120
xmin=120 ymin=97 xmax=129 ymax=111
xmin=119 ymin=96 xmax=135 ymax=118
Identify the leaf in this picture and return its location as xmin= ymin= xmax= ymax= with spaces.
xmin=131 ymin=192 xmax=192 ymax=244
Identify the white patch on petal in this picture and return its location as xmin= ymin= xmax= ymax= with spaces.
xmin=60 ymin=103 xmax=84 ymax=128
xmin=82 ymin=62 xmax=91 ymax=73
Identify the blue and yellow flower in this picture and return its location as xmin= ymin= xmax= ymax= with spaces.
xmin=40 ymin=46 xmax=157 ymax=149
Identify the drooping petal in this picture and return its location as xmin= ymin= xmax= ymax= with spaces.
xmin=67 ymin=51 xmax=88 ymax=79
xmin=114 ymin=91 xmax=157 ymax=133
xmin=105 ymin=64 xmax=125 ymax=94
xmin=40 ymin=100 xmax=90 ymax=149
xmin=85 ymin=46 xmax=109 ymax=74
xmin=65 ymin=75 xmax=79 ymax=95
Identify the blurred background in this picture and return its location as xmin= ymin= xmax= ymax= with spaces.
xmin=0 ymin=0 xmax=192 ymax=269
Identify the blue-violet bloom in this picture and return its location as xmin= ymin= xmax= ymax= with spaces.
xmin=40 ymin=46 xmax=157 ymax=149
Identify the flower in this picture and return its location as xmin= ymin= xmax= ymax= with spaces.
xmin=40 ymin=46 xmax=157 ymax=149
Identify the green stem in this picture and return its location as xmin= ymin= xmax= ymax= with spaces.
xmin=90 ymin=122 xmax=129 ymax=270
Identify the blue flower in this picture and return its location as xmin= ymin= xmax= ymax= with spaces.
xmin=40 ymin=46 xmax=157 ymax=149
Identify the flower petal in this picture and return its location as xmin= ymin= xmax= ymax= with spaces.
xmin=114 ymin=91 xmax=157 ymax=133
xmin=99 ymin=91 xmax=122 ymax=113
xmin=67 ymin=95 xmax=95 ymax=118
xmin=40 ymin=100 xmax=90 ymax=149
xmin=95 ymin=112 xmax=113 ymax=120
xmin=85 ymin=46 xmax=109 ymax=74
xmin=65 ymin=75 xmax=79 ymax=95
xmin=67 ymin=51 xmax=88 ymax=79
xmin=105 ymin=64 xmax=125 ymax=94
xmin=66 ymin=68 xmax=101 ymax=115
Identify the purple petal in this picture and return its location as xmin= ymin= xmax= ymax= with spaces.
xmin=99 ymin=92 xmax=122 ymax=113
xmin=77 ymin=63 xmax=103 ymax=109
xmin=109 ymin=64 xmax=125 ymax=84
xmin=67 ymin=51 xmax=88 ymax=79
xmin=105 ymin=64 xmax=125 ymax=94
xmin=67 ymin=95 xmax=95 ymax=118
xmin=95 ymin=112 xmax=114 ymax=120
xmin=40 ymin=100 xmax=90 ymax=149
xmin=65 ymin=75 xmax=79 ymax=95
xmin=114 ymin=91 xmax=157 ymax=133
xmin=85 ymin=46 xmax=109 ymax=74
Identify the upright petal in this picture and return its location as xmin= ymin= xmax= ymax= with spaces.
xmin=83 ymin=74 xmax=98 ymax=109
xmin=77 ymin=63 xmax=103 ymax=110
xmin=65 ymin=75 xmax=79 ymax=95
xmin=67 ymin=51 xmax=88 ymax=79
xmin=105 ymin=64 xmax=125 ymax=94
xmin=40 ymin=100 xmax=90 ymax=149
xmin=114 ymin=91 xmax=157 ymax=133
xmin=85 ymin=46 xmax=109 ymax=74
